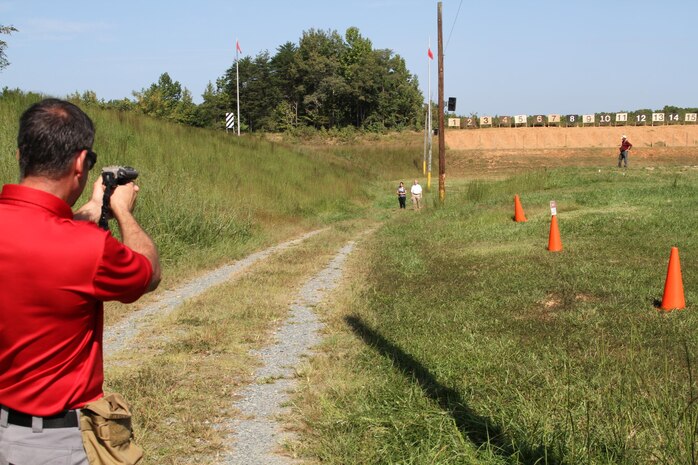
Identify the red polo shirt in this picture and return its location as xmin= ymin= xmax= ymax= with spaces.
xmin=0 ymin=184 xmax=152 ymax=416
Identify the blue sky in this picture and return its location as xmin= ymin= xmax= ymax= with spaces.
xmin=0 ymin=0 xmax=696 ymax=116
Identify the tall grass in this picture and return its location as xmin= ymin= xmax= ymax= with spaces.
xmin=294 ymin=165 xmax=698 ymax=464
xmin=0 ymin=90 xmax=420 ymax=274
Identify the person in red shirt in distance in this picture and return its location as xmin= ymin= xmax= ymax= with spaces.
xmin=0 ymin=98 xmax=161 ymax=465
xmin=619 ymin=134 xmax=633 ymax=168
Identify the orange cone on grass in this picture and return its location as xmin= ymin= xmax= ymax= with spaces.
xmin=661 ymin=247 xmax=686 ymax=310
xmin=514 ymin=195 xmax=527 ymax=222
xmin=547 ymin=215 xmax=562 ymax=252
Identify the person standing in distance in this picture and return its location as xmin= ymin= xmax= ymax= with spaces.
xmin=410 ymin=179 xmax=423 ymax=210
xmin=0 ymin=98 xmax=161 ymax=465
xmin=618 ymin=134 xmax=632 ymax=168
xmin=396 ymin=181 xmax=407 ymax=209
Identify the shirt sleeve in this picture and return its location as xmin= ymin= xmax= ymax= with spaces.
xmin=93 ymin=234 xmax=153 ymax=303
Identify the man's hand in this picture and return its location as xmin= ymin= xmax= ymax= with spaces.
xmin=108 ymin=182 xmax=161 ymax=292
xmin=109 ymin=182 xmax=139 ymax=217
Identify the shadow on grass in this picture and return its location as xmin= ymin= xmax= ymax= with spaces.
xmin=345 ymin=315 xmax=562 ymax=465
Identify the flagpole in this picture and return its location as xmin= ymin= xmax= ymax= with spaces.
xmin=422 ymin=111 xmax=427 ymax=176
xmin=427 ymin=37 xmax=433 ymax=191
xmin=236 ymin=37 xmax=241 ymax=136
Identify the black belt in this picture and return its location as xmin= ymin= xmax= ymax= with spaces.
xmin=5 ymin=408 xmax=79 ymax=428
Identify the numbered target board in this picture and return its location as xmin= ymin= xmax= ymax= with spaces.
xmin=566 ymin=115 xmax=579 ymax=126
xmin=686 ymin=113 xmax=698 ymax=123
xmin=498 ymin=116 xmax=512 ymax=127
xmin=635 ymin=114 xmax=648 ymax=125
xmin=615 ymin=113 xmax=628 ymax=125
xmin=480 ymin=116 xmax=493 ymax=126
xmin=652 ymin=113 xmax=665 ymax=125
xmin=547 ymin=114 xmax=561 ymax=125
xmin=448 ymin=118 xmax=461 ymax=128
xmin=464 ymin=117 xmax=477 ymax=128
xmin=514 ymin=114 xmax=527 ymax=126
xmin=668 ymin=113 xmax=680 ymax=124
xmin=532 ymin=115 xmax=546 ymax=126
xmin=582 ymin=114 xmax=595 ymax=125
xmin=598 ymin=114 xmax=612 ymax=125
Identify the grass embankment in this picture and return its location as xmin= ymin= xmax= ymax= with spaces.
xmin=0 ymin=91 xmax=418 ymax=322
xmin=294 ymin=166 xmax=698 ymax=464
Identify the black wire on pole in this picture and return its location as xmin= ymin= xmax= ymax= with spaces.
xmin=445 ymin=0 xmax=464 ymax=51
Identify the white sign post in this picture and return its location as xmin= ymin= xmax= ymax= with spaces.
xmin=550 ymin=200 xmax=557 ymax=216
xmin=514 ymin=114 xmax=527 ymax=126
xmin=615 ymin=113 xmax=628 ymax=124
xmin=225 ymin=112 xmax=235 ymax=132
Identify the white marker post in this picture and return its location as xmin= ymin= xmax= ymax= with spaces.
xmin=550 ymin=200 xmax=557 ymax=216
xmin=225 ymin=112 xmax=235 ymax=133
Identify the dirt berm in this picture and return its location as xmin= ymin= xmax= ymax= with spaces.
xmin=445 ymin=125 xmax=698 ymax=150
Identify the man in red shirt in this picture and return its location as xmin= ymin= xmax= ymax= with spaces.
xmin=619 ymin=134 xmax=632 ymax=168
xmin=0 ymin=99 xmax=161 ymax=464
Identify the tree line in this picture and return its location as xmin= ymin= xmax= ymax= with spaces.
xmin=49 ymin=27 xmax=424 ymax=134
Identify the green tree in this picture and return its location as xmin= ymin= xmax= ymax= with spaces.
xmin=224 ymin=51 xmax=282 ymax=131
xmin=341 ymin=27 xmax=377 ymax=126
xmin=172 ymin=88 xmax=197 ymax=126
xmin=214 ymin=26 xmax=424 ymax=132
xmin=293 ymin=29 xmax=346 ymax=128
xmin=270 ymin=42 xmax=300 ymax=128
xmin=375 ymin=51 xmax=422 ymax=129
xmin=0 ymin=25 xmax=18 ymax=71
xmin=133 ymin=72 xmax=186 ymax=121
xmin=196 ymin=78 xmax=231 ymax=129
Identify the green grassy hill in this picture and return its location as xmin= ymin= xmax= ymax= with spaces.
xmin=0 ymin=90 xmax=419 ymax=276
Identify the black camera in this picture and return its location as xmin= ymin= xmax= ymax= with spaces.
xmin=101 ymin=165 xmax=138 ymax=186
xmin=98 ymin=166 xmax=139 ymax=230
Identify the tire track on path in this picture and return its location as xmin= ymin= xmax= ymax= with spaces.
xmin=103 ymin=229 xmax=327 ymax=356
xmin=220 ymin=238 xmax=360 ymax=465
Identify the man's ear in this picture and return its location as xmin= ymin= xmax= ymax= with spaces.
xmin=74 ymin=149 xmax=88 ymax=179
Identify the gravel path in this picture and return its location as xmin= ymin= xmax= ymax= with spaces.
xmin=103 ymin=229 xmax=326 ymax=356
xmin=220 ymin=239 xmax=358 ymax=465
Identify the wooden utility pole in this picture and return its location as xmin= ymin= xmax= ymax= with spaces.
xmin=437 ymin=2 xmax=446 ymax=203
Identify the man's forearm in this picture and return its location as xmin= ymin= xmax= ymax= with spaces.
xmin=114 ymin=210 xmax=161 ymax=292
xmin=73 ymin=200 xmax=101 ymax=223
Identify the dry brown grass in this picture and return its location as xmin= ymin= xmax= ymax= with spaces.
xmin=103 ymin=220 xmax=374 ymax=464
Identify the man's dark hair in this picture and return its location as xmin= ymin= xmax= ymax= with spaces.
xmin=17 ymin=98 xmax=95 ymax=179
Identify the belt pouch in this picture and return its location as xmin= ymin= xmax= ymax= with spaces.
xmin=79 ymin=393 xmax=143 ymax=465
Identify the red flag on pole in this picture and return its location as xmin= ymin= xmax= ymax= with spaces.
xmin=236 ymin=40 xmax=242 ymax=54
xmin=427 ymin=48 xmax=434 ymax=60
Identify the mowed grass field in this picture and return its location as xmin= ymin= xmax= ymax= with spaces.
xmin=293 ymin=163 xmax=698 ymax=464
xmin=7 ymin=89 xmax=698 ymax=464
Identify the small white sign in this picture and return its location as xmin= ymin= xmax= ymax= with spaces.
xmin=547 ymin=114 xmax=561 ymax=123
xmin=582 ymin=114 xmax=595 ymax=124
xmin=550 ymin=200 xmax=557 ymax=216
xmin=480 ymin=116 xmax=493 ymax=126
xmin=514 ymin=114 xmax=527 ymax=125
xmin=652 ymin=113 xmax=665 ymax=123
xmin=615 ymin=113 xmax=628 ymax=122
xmin=225 ymin=112 xmax=235 ymax=129
xmin=686 ymin=113 xmax=697 ymax=122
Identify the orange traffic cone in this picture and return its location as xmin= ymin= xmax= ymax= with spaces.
xmin=547 ymin=215 xmax=562 ymax=252
xmin=660 ymin=247 xmax=686 ymax=310
xmin=514 ymin=195 xmax=527 ymax=222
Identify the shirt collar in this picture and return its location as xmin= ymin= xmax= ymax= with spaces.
xmin=0 ymin=184 xmax=74 ymax=219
